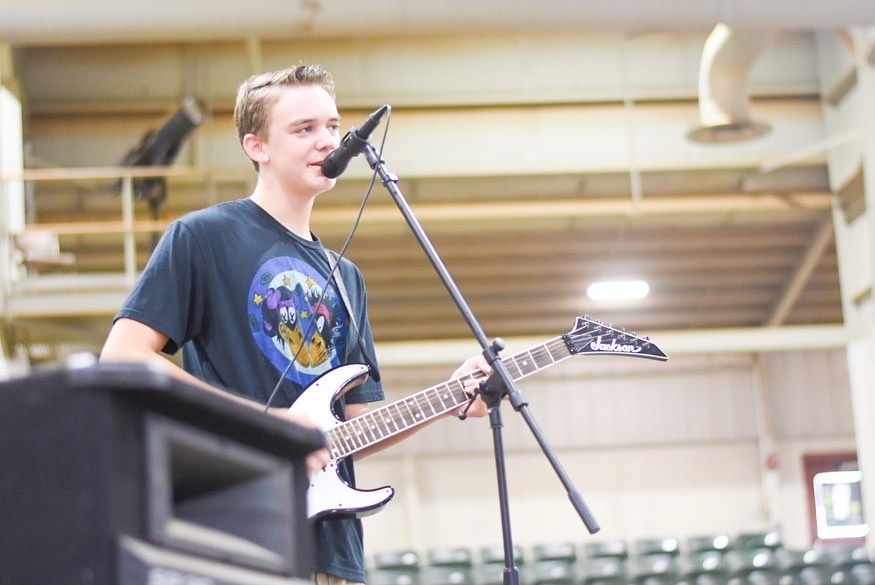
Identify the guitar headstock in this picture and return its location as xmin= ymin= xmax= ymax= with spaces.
xmin=562 ymin=315 xmax=668 ymax=361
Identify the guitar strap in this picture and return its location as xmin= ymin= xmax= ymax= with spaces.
xmin=324 ymin=248 xmax=381 ymax=381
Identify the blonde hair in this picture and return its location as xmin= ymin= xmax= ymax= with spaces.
xmin=233 ymin=64 xmax=336 ymax=170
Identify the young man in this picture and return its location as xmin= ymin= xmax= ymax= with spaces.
xmin=100 ymin=64 xmax=489 ymax=584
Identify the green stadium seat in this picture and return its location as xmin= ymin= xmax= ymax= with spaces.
xmin=370 ymin=549 xmax=422 ymax=585
xmin=724 ymin=548 xmax=779 ymax=585
xmin=475 ymin=562 xmax=513 ymax=585
xmin=476 ymin=545 xmax=525 ymax=585
xmin=480 ymin=544 xmax=525 ymax=566
xmin=579 ymin=556 xmax=628 ymax=585
xmin=636 ymin=537 xmax=681 ymax=558
xmin=676 ymin=550 xmax=727 ymax=585
xmin=629 ymin=553 xmax=678 ymax=585
xmin=826 ymin=546 xmax=874 ymax=585
xmin=584 ymin=540 xmax=629 ymax=560
xmin=827 ymin=546 xmax=871 ymax=571
xmin=686 ymin=535 xmax=732 ymax=555
xmin=375 ymin=549 xmax=422 ymax=570
xmin=419 ymin=565 xmax=474 ymax=585
xmin=527 ymin=559 xmax=578 ymax=585
xmin=428 ymin=547 xmax=474 ymax=567
xmin=369 ymin=568 xmax=421 ymax=585
xmin=532 ymin=542 xmax=577 ymax=563
xmin=849 ymin=562 xmax=875 ymax=585
xmin=735 ymin=531 xmax=783 ymax=551
xmin=420 ymin=547 xmax=474 ymax=585
xmin=775 ymin=548 xmax=828 ymax=585
xmin=527 ymin=542 xmax=578 ymax=585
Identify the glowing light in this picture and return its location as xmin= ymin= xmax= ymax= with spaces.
xmin=586 ymin=280 xmax=650 ymax=301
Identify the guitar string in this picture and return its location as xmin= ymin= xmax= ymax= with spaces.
xmin=315 ymin=323 xmax=662 ymax=517
xmin=263 ymin=110 xmax=392 ymax=413
xmin=326 ymin=323 xmax=659 ymax=457
xmin=326 ymin=335 xmax=583 ymax=458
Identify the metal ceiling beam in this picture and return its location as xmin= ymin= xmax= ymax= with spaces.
xmin=765 ymin=215 xmax=836 ymax=325
xmin=312 ymin=194 xmax=833 ymax=228
xmin=2 ymin=0 xmax=875 ymax=46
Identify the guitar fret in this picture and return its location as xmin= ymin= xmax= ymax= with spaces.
xmin=450 ymin=379 xmax=469 ymax=405
xmin=363 ymin=411 xmax=384 ymax=443
xmin=536 ymin=345 xmax=554 ymax=363
xmin=516 ymin=351 xmax=536 ymax=376
xmin=326 ymin=433 xmax=343 ymax=458
xmin=306 ymin=317 xmax=669 ymax=521
xmin=327 ymin=338 xmax=579 ymax=461
xmin=418 ymin=400 xmax=429 ymax=416
xmin=405 ymin=397 xmax=426 ymax=424
xmin=330 ymin=430 xmax=350 ymax=457
xmin=434 ymin=384 xmax=454 ymax=411
xmin=387 ymin=403 xmax=406 ymax=431
xmin=321 ymin=318 xmax=663 ymax=465
xmin=423 ymin=390 xmax=440 ymax=416
xmin=401 ymin=401 xmax=414 ymax=426
xmin=401 ymin=401 xmax=417 ymax=426
xmin=413 ymin=392 xmax=434 ymax=417
xmin=440 ymin=382 xmax=460 ymax=408
xmin=339 ymin=424 xmax=361 ymax=453
xmin=350 ymin=419 xmax=368 ymax=450
xmin=397 ymin=401 xmax=414 ymax=426
xmin=509 ymin=349 xmax=540 ymax=377
xmin=421 ymin=394 xmax=436 ymax=414
xmin=505 ymin=358 xmax=522 ymax=379
xmin=386 ymin=406 xmax=402 ymax=432
xmin=433 ymin=388 xmax=447 ymax=410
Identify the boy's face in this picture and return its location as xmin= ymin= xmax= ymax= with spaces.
xmin=256 ymin=84 xmax=341 ymax=197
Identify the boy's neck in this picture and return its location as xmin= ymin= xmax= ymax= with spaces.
xmin=249 ymin=184 xmax=316 ymax=240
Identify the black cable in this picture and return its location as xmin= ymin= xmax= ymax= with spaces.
xmin=263 ymin=106 xmax=391 ymax=413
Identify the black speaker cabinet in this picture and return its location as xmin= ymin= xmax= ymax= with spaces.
xmin=0 ymin=360 xmax=324 ymax=585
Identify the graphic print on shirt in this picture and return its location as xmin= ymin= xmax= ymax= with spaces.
xmin=248 ymin=255 xmax=348 ymax=387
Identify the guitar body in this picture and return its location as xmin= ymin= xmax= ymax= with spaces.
xmin=289 ymin=363 xmax=395 ymax=520
xmin=293 ymin=315 xmax=668 ymax=520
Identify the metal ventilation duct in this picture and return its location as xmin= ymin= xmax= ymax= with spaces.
xmin=688 ymin=24 xmax=776 ymax=143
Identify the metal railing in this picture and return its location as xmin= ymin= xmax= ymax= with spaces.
xmin=1 ymin=164 xmax=249 ymax=314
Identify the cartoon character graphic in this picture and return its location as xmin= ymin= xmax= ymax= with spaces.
xmin=249 ymin=257 xmax=347 ymax=386
xmin=261 ymin=281 xmax=332 ymax=367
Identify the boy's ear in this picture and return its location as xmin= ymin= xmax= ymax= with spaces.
xmin=242 ymin=133 xmax=269 ymax=165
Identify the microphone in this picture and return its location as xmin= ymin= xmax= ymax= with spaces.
xmin=322 ymin=104 xmax=390 ymax=179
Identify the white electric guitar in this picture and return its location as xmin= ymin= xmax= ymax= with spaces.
xmin=290 ymin=314 xmax=668 ymax=520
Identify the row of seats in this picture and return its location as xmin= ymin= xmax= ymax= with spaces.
xmin=367 ymin=533 xmax=873 ymax=585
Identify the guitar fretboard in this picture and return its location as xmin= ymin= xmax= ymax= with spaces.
xmin=325 ymin=335 xmax=575 ymax=460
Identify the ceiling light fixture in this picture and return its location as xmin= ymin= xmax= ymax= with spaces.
xmin=587 ymin=280 xmax=650 ymax=301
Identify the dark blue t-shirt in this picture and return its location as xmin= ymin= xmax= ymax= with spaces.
xmin=115 ymin=197 xmax=384 ymax=582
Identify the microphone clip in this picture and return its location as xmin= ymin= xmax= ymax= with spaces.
xmin=321 ymin=104 xmax=390 ymax=179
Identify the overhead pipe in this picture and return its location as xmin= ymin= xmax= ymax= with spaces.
xmin=688 ymin=23 xmax=776 ymax=143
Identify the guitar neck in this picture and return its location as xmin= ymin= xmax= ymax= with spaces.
xmin=326 ymin=335 xmax=573 ymax=460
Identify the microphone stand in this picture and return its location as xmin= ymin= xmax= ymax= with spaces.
xmin=360 ymin=143 xmax=600 ymax=585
